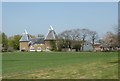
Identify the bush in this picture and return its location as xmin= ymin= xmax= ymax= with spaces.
xmin=50 ymin=41 xmax=57 ymax=51
xmin=7 ymin=47 xmax=14 ymax=52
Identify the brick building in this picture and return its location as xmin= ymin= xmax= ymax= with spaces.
xmin=19 ymin=26 xmax=58 ymax=51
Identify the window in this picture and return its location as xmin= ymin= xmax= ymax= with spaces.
xmin=37 ymin=47 xmax=42 ymax=52
xmin=30 ymin=46 xmax=35 ymax=51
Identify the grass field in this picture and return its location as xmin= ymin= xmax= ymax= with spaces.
xmin=2 ymin=52 xmax=118 ymax=79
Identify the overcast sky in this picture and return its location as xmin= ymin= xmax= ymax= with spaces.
xmin=2 ymin=2 xmax=118 ymax=38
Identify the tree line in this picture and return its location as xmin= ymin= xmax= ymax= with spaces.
xmin=0 ymin=32 xmax=36 ymax=52
xmin=57 ymin=28 xmax=98 ymax=51
xmin=0 ymin=26 xmax=119 ymax=52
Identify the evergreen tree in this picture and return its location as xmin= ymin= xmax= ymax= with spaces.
xmin=2 ymin=32 xmax=8 ymax=51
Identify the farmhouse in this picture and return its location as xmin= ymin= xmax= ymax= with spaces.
xmin=19 ymin=26 xmax=58 ymax=52
xmin=19 ymin=26 xmax=115 ymax=52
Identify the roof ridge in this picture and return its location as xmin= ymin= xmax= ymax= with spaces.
xmin=19 ymin=30 xmax=29 ymax=42
xmin=44 ymin=25 xmax=57 ymax=40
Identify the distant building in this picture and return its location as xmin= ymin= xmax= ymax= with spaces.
xmin=19 ymin=26 xmax=58 ymax=52
xmin=94 ymin=43 xmax=101 ymax=51
xmin=83 ymin=41 xmax=102 ymax=52
xmin=83 ymin=41 xmax=93 ymax=51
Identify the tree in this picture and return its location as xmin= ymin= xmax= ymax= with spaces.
xmin=58 ymin=29 xmax=82 ymax=51
xmin=0 ymin=32 xmax=2 ymax=44
xmin=29 ymin=34 xmax=35 ymax=38
xmin=58 ymin=30 xmax=72 ymax=49
xmin=13 ymin=35 xmax=21 ymax=50
xmin=71 ymin=40 xmax=82 ymax=51
xmin=89 ymin=31 xmax=98 ymax=50
xmin=8 ymin=36 xmax=14 ymax=47
xmin=58 ymin=28 xmax=99 ymax=51
xmin=8 ymin=36 xmax=14 ymax=52
xmin=50 ymin=40 xmax=57 ymax=51
xmin=0 ymin=32 xmax=2 ymax=51
xmin=2 ymin=32 xmax=8 ymax=51
xmin=79 ymin=29 xmax=90 ymax=51
xmin=8 ymin=35 xmax=21 ymax=50
xmin=113 ymin=25 xmax=119 ymax=47
xmin=37 ymin=34 xmax=45 ymax=38
xmin=102 ymin=32 xmax=118 ymax=48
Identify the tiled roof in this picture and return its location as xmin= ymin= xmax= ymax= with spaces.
xmin=44 ymin=25 xmax=57 ymax=40
xmin=20 ymin=26 xmax=57 ymax=44
xmin=29 ymin=37 xmax=44 ymax=45
xmin=19 ymin=32 xmax=30 ymax=42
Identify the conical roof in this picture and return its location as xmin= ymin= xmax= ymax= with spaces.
xmin=44 ymin=25 xmax=57 ymax=40
xmin=19 ymin=30 xmax=30 ymax=42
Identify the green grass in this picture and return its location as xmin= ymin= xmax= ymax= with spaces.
xmin=2 ymin=52 xmax=118 ymax=79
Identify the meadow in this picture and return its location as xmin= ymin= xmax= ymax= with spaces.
xmin=2 ymin=52 xmax=118 ymax=79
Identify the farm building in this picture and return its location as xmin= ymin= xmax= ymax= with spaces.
xmin=83 ymin=41 xmax=93 ymax=51
xmin=19 ymin=26 xmax=58 ymax=52
xmin=19 ymin=26 xmax=116 ymax=52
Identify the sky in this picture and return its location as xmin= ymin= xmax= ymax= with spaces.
xmin=0 ymin=2 xmax=2 ymax=31
xmin=2 ymin=2 xmax=118 ymax=38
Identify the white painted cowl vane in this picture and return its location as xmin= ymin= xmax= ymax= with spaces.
xmin=24 ymin=29 xmax=28 ymax=34
xmin=50 ymin=25 xmax=54 ymax=30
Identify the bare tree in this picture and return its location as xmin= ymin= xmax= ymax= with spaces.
xmin=58 ymin=29 xmax=80 ymax=40
xmin=58 ymin=28 xmax=99 ymax=51
xmin=79 ymin=29 xmax=90 ymax=51
xmin=58 ymin=30 xmax=72 ymax=49
xmin=89 ymin=31 xmax=98 ymax=50
xmin=58 ymin=29 xmax=81 ymax=51
xmin=58 ymin=28 xmax=92 ymax=51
